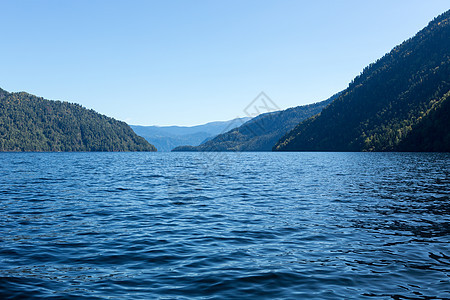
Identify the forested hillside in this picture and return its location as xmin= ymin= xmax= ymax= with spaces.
xmin=274 ymin=10 xmax=450 ymax=152
xmin=0 ymin=88 xmax=156 ymax=151
xmin=396 ymin=91 xmax=450 ymax=151
xmin=172 ymin=94 xmax=337 ymax=152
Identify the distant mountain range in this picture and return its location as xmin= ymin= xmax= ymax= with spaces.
xmin=274 ymin=9 xmax=450 ymax=152
xmin=0 ymin=88 xmax=156 ymax=152
xmin=172 ymin=94 xmax=338 ymax=152
xmin=130 ymin=117 xmax=251 ymax=152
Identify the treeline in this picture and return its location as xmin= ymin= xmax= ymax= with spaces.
xmin=274 ymin=10 xmax=450 ymax=152
xmin=0 ymin=88 xmax=156 ymax=152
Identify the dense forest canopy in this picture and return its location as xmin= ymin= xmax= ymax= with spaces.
xmin=0 ymin=88 xmax=156 ymax=152
xmin=274 ymin=10 xmax=450 ymax=152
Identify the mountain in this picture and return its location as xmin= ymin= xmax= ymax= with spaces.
xmin=274 ymin=10 xmax=450 ymax=152
xmin=0 ymin=88 xmax=156 ymax=152
xmin=130 ymin=117 xmax=251 ymax=152
xmin=172 ymin=94 xmax=338 ymax=152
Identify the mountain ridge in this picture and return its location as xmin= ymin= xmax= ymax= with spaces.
xmin=172 ymin=94 xmax=338 ymax=152
xmin=274 ymin=10 xmax=450 ymax=152
xmin=131 ymin=117 xmax=251 ymax=152
xmin=0 ymin=88 xmax=156 ymax=152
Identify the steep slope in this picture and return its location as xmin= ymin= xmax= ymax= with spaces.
xmin=396 ymin=91 xmax=450 ymax=151
xmin=274 ymin=10 xmax=450 ymax=152
xmin=131 ymin=117 xmax=250 ymax=152
xmin=0 ymin=88 xmax=156 ymax=151
xmin=172 ymin=94 xmax=337 ymax=152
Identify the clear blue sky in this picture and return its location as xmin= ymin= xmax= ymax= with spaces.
xmin=0 ymin=1 xmax=448 ymax=126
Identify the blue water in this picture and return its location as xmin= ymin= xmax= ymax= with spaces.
xmin=0 ymin=152 xmax=449 ymax=299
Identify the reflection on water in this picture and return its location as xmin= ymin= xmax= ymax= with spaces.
xmin=0 ymin=152 xmax=449 ymax=299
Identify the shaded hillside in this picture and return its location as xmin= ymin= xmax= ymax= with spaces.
xmin=131 ymin=117 xmax=250 ymax=152
xmin=396 ymin=91 xmax=450 ymax=151
xmin=172 ymin=94 xmax=337 ymax=152
xmin=0 ymin=88 xmax=156 ymax=151
xmin=274 ymin=10 xmax=450 ymax=152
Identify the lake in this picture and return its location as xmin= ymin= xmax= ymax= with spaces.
xmin=0 ymin=152 xmax=449 ymax=299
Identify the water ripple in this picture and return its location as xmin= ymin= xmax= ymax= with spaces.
xmin=0 ymin=152 xmax=449 ymax=299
